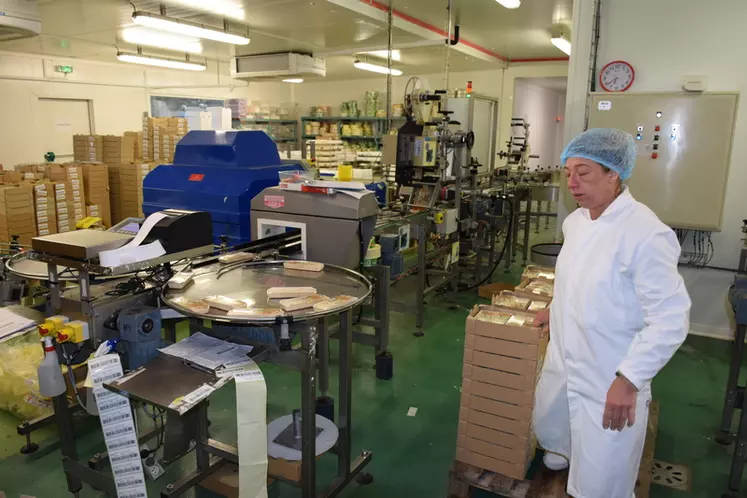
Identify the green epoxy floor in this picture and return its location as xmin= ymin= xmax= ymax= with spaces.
xmin=0 ymin=255 xmax=741 ymax=497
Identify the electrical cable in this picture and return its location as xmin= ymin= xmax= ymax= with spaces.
xmin=458 ymin=196 xmax=514 ymax=291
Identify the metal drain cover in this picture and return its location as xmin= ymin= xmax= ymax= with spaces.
xmin=652 ymin=460 xmax=690 ymax=491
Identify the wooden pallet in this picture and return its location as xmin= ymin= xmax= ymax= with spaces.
xmin=449 ymin=400 xmax=660 ymax=498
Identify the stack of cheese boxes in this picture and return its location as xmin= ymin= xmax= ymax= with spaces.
xmin=46 ymin=165 xmax=86 ymax=233
xmin=142 ymin=115 xmax=187 ymax=163
xmin=33 ymin=181 xmax=59 ymax=236
xmin=81 ymin=163 xmax=112 ymax=227
xmin=0 ymin=184 xmax=35 ymax=245
xmin=73 ymin=135 xmax=103 ymax=162
xmin=109 ymin=163 xmax=154 ymax=222
xmin=456 ymin=265 xmax=555 ymax=480
xmin=103 ymin=135 xmax=136 ymax=165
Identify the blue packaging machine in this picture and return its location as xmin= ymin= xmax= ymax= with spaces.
xmin=142 ymin=130 xmax=303 ymax=246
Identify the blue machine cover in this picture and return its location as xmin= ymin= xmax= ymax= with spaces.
xmin=142 ymin=131 xmax=302 ymax=246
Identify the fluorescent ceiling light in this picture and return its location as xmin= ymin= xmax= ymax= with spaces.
xmin=282 ymin=78 xmax=304 ymax=83
xmin=168 ymin=0 xmax=245 ymax=21
xmin=117 ymin=52 xmax=207 ymax=71
xmin=495 ymin=0 xmax=521 ymax=8
xmin=354 ymin=61 xmax=402 ymax=76
xmin=362 ymin=50 xmax=401 ymax=62
xmin=132 ymin=11 xmax=250 ymax=45
xmin=551 ymin=36 xmax=571 ymax=55
xmin=122 ymin=27 xmax=203 ymax=54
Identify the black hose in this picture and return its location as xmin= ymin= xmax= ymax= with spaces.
xmin=459 ymin=197 xmax=514 ymax=291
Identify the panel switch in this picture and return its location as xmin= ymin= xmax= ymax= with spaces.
xmin=654 ymin=135 xmax=660 ymax=141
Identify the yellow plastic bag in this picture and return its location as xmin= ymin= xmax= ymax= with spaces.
xmin=0 ymin=331 xmax=53 ymax=419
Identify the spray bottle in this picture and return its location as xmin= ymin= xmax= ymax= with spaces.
xmin=38 ymin=337 xmax=66 ymax=398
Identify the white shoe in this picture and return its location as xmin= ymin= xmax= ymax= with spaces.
xmin=543 ymin=452 xmax=569 ymax=471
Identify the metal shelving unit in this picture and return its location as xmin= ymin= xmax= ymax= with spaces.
xmin=301 ymin=116 xmax=404 ymax=150
xmin=233 ymin=118 xmax=299 ymax=151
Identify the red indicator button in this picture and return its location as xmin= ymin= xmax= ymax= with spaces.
xmin=652 ymin=152 xmax=659 ymax=159
xmin=655 ymin=126 xmax=661 ymax=132
xmin=188 ymin=173 xmax=205 ymax=182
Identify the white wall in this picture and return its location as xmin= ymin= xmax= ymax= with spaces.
xmin=564 ymin=0 xmax=747 ymax=270
xmin=512 ymin=79 xmax=566 ymax=171
xmin=0 ymin=52 xmax=290 ymax=167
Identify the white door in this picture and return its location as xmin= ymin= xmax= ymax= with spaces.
xmin=37 ymin=98 xmax=92 ymax=160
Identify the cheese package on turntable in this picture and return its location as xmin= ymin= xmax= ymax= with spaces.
xmin=313 ymin=295 xmax=356 ymax=312
xmin=278 ymin=294 xmax=328 ymax=312
xmin=283 ymin=261 xmax=325 ymax=272
xmin=267 ymin=287 xmax=317 ymax=299
xmin=204 ymin=295 xmax=248 ymax=312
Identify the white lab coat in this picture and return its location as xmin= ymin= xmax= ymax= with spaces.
xmin=533 ymin=187 xmax=690 ymax=498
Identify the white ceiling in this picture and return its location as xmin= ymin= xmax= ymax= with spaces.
xmin=0 ymin=0 xmax=572 ymax=79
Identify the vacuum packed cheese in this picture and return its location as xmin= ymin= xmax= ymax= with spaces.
xmin=283 ymin=261 xmax=325 ymax=272
xmin=313 ymin=295 xmax=356 ymax=312
xmin=492 ymin=294 xmax=531 ymax=309
xmin=204 ymin=295 xmax=248 ymax=311
xmin=218 ymin=252 xmax=257 ymax=264
xmin=171 ymin=297 xmax=210 ymax=315
xmin=267 ymin=287 xmax=317 ymax=299
xmin=227 ymin=308 xmax=284 ymax=318
xmin=278 ymin=294 xmax=328 ymax=312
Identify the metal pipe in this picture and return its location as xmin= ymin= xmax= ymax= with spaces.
xmin=386 ymin=0 xmax=393 ymax=131
xmin=443 ymin=0 xmax=453 ymax=90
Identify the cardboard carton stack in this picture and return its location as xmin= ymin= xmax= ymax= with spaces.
xmin=456 ymin=305 xmax=549 ymax=480
xmin=0 ymin=171 xmax=23 ymax=184
xmin=32 ymin=181 xmax=59 ymax=237
xmin=81 ymin=163 xmax=112 ymax=227
xmin=103 ymin=135 xmax=136 ymax=165
xmin=124 ymin=132 xmax=143 ymax=161
xmin=0 ymin=184 xmax=36 ymax=245
xmin=141 ymin=115 xmax=170 ymax=162
xmin=109 ymin=163 xmax=154 ymax=223
xmin=47 ymin=165 xmax=86 ymax=230
xmin=15 ymin=164 xmax=47 ymax=182
xmin=73 ymin=135 xmax=103 ymax=162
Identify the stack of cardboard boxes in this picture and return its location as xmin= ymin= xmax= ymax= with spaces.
xmin=103 ymin=135 xmax=136 ymax=165
xmin=142 ymin=115 xmax=187 ymax=164
xmin=47 ymin=165 xmax=86 ymax=232
xmin=81 ymin=163 xmax=112 ymax=227
xmin=141 ymin=116 xmax=170 ymax=162
xmin=124 ymin=132 xmax=142 ymax=161
xmin=0 ymin=184 xmax=36 ymax=245
xmin=32 ymin=181 xmax=59 ymax=237
xmin=456 ymin=267 xmax=555 ymax=480
xmin=109 ymin=163 xmax=154 ymax=223
xmin=73 ymin=135 xmax=103 ymax=162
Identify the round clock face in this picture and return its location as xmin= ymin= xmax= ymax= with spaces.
xmin=599 ymin=61 xmax=635 ymax=92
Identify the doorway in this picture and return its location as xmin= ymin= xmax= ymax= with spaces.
xmin=37 ymin=98 xmax=93 ymax=161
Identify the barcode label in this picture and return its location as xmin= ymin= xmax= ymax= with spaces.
xmin=108 ymin=437 xmax=137 ymax=451
xmin=99 ymin=398 xmax=129 ymax=413
xmin=110 ymin=450 xmax=140 ymax=465
xmin=116 ymin=476 xmax=144 ymax=488
xmin=90 ymin=355 xmax=119 ymax=368
xmin=113 ymin=463 xmax=142 ymax=476
xmin=235 ymin=370 xmax=263 ymax=381
xmin=118 ymin=491 xmax=147 ymax=498
xmin=92 ymin=371 xmax=121 ymax=386
xmin=104 ymin=424 xmax=134 ymax=439
xmin=101 ymin=412 xmax=131 ymax=426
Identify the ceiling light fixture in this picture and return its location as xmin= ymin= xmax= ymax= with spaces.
xmin=551 ymin=35 xmax=571 ymax=55
xmin=353 ymin=60 xmax=402 ymax=76
xmin=116 ymin=51 xmax=207 ymax=71
xmin=122 ymin=27 xmax=203 ymax=54
xmin=283 ymin=78 xmax=304 ymax=83
xmin=361 ymin=49 xmax=401 ymax=61
xmin=494 ymin=0 xmax=521 ymax=9
xmin=132 ymin=11 xmax=250 ymax=45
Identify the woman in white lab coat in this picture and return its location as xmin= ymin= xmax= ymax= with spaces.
xmin=533 ymin=128 xmax=691 ymax=498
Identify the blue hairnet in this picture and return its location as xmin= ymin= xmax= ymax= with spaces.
xmin=560 ymin=128 xmax=637 ymax=180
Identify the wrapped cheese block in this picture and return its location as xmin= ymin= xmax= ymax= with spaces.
xmin=227 ymin=308 xmax=284 ymax=318
xmin=313 ymin=295 xmax=356 ymax=312
xmin=474 ymin=310 xmax=513 ymax=324
xmin=171 ymin=297 xmax=210 ymax=315
xmin=267 ymin=287 xmax=317 ymax=299
xmin=284 ymin=261 xmax=325 ymax=272
xmin=278 ymin=294 xmax=328 ymax=312
xmin=492 ymin=293 xmax=531 ymax=309
xmin=168 ymin=271 xmax=194 ymax=290
xmin=204 ymin=295 xmax=248 ymax=311
xmin=218 ymin=252 xmax=257 ymax=264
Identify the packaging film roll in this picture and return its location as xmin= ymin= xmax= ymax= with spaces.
xmin=236 ymin=363 xmax=268 ymax=498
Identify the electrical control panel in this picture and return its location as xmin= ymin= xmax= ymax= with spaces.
xmin=588 ymin=92 xmax=738 ymax=230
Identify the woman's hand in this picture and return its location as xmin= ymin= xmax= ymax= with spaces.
xmin=533 ymin=308 xmax=550 ymax=338
xmin=603 ymin=376 xmax=638 ymax=431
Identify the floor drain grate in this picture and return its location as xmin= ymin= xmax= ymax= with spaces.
xmin=651 ymin=460 xmax=690 ymax=491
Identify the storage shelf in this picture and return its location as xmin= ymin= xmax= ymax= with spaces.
xmin=340 ymin=136 xmax=382 ymax=140
xmin=301 ymin=116 xmax=406 ymax=121
xmin=238 ymin=118 xmax=297 ymax=125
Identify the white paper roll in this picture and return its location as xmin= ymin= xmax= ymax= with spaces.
xmin=236 ymin=365 xmax=268 ymax=498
